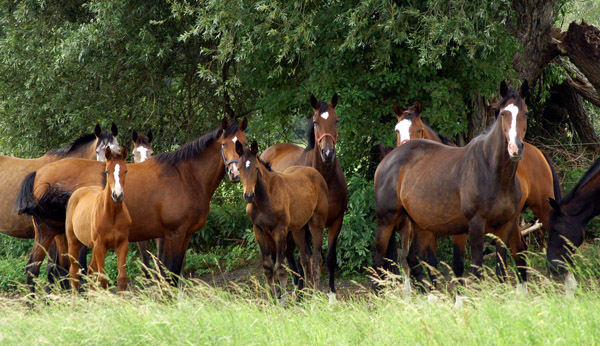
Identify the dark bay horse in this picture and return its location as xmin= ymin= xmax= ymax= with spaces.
xmin=387 ymin=99 xmax=561 ymax=284
xmin=130 ymin=129 xmax=161 ymax=278
xmin=547 ymin=157 xmax=600 ymax=288
xmin=373 ymin=81 xmax=530 ymax=292
xmin=16 ymin=118 xmax=247 ymax=290
xmin=260 ymin=93 xmax=348 ymax=301
xmin=237 ymin=141 xmax=328 ymax=302
xmin=66 ymin=147 xmax=131 ymax=292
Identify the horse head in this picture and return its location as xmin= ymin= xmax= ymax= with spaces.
xmin=393 ymin=101 xmax=424 ymax=146
xmin=131 ymin=129 xmax=154 ymax=163
xmin=220 ymin=117 xmax=248 ymax=182
xmin=95 ymin=122 xmax=120 ymax=162
xmin=310 ymin=93 xmax=339 ymax=164
xmin=547 ymin=200 xmax=585 ymax=276
xmin=104 ymin=146 xmax=128 ymax=203
xmin=236 ymin=140 xmax=260 ymax=203
xmin=497 ymin=80 xmax=529 ymax=161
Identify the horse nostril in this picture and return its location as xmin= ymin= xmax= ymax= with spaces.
xmin=244 ymin=192 xmax=255 ymax=203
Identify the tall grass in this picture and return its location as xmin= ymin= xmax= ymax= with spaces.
xmin=1 ymin=262 xmax=600 ymax=345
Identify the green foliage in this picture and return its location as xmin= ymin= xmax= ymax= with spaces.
xmin=337 ymin=173 xmax=376 ymax=274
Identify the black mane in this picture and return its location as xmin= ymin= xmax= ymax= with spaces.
xmin=155 ymin=123 xmax=240 ymax=166
xmin=46 ymin=133 xmax=97 ymax=158
xmin=305 ymin=100 xmax=330 ymax=151
xmin=560 ymin=157 xmax=600 ymax=206
xmin=421 ymin=118 xmax=454 ymax=145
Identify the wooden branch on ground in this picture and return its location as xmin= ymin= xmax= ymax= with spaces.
xmin=521 ymin=220 xmax=543 ymax=236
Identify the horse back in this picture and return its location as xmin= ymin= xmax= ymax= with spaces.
xmin=260 ymin=143 xmax=305 ymax=172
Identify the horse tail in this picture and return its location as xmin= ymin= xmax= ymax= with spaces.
xmin=16 ymin=172 xmax=38 ymax=215
xmin=542 ymin=151 xmax=562 ymax=201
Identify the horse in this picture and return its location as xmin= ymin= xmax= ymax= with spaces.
xmin=66 ymin=147 xmax=131 ymax=292
xmin=16 ymin=118 xmax=248 ymax=290
xmin=237 ymin=140 xmax=328 ymax=302
xmin=385 ymin=99 xmax=561 ymax=286
xmin=2 ymin=123 xmax=119 ymax=288
xmin=130 ymin=129 xmax=161 ymax=278
xmin=547 ymin=157 xmax=600 ymax=289
xmin=260 ymin=93 xmax=347 ymax=301
xmin=373 ymin=81 xmax=530 ymax=293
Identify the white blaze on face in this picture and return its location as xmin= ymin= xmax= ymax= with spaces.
xmin=504 ymin=103 xmax=520 ymax=156
xmin=136 ymin=147 xmax=149 ymax=163
xmin=232 ymin=136 xmax=238 ymax=143
xmin=395 ymin=119 xmax=412 ymax=143
xmin=113 ymin=163 xmax=123 ymax=196
xmin=246 ymin=160 xmax=251 ymax=169
xmin=320 ymin=112 xmax=329 ymax=120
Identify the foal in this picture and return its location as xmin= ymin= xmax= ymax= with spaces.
xmin=236 ymin=141 xmax=328 ymax=301
xmin=66 ymin=147 xmax=131 ymax=291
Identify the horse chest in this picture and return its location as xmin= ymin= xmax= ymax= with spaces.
xmin=247 ymin=206 xmax=284 ymax=231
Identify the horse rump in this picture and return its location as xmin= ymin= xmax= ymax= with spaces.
xmin=16 ymin=173 xmax=72 ymax=223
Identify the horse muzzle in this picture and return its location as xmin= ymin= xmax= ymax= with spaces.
xmin=244 ymin=192 xmax=255 ymax=203
xmin=227 ymin=167 xmax=240 ymax=182
xmin=320 ymin=147 xmax=336 ymax=164
xmin=112 ymin=191 xmax=124 ymax=203
xmin=508 ymin=141 xmax=523 ymax=161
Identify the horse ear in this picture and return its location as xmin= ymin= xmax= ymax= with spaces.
xmin=500 ymin=80 xmax=509 ymax=98
xmin=146 ymin=129 xmax=153 ymax=142
xmin=221 ymin=117 xmax=228 ymax=130
xmin=105 ymin=147 xmax=113 ymax=161
xmin=331 ymin=93 xmax=338 ymax=109
xmin=414 ymin=101 xmax=422 ymax=115
xmin=310 ymin=94 xmax=318 ymax=111
xmin=520 ymin=80 xmax=530 ymax=99
xmin=94 ymin=124 xmax=102 ymax=138
xmin=240 ymin=117 xmax=248 ymax=131
xmin=120 ymin=147 xmax=128 ymax=160
xmin=235 ymin=140 xmax=244 ymax=157
xmin=250 ymin=140 xmax=258 ymax=155
xmin=393 ymin=102 xmax=402 ymax=116
xmin=132 ymin=130 xmax=139 ymax=142
xmin=111 ymin=122 xmax=118 ymax=136
xmin=548 ymin=198 xmax=561 ymax=212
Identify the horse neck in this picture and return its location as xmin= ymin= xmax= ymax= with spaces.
xmin=179 ymin=141 xmax=226 ymax=196
xmin=251 ymin=161 xmax=275 ymax=210
xmin=423 ymin=125 xmax=442 ymax=143
xmin=479 ymin=118 xmax=518 ymax=186
xmin=99 ymin=182 xmax=124 ymax=219
xmin=563 ymin=174 xmax=600 ymax=223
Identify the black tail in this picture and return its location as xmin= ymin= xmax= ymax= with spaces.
xmin=542 ymin=151 xmax=563 ymax=201
xmin=16 ymin=172 xmax=37 ymax=215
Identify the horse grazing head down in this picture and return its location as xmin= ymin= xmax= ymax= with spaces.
xmin=393 ymin=101 xmax=424 ymax=147
xmin=236 ymin=140 xmax=261 ymax=203
xmin=131 ymin=129 xmax=154 ymax=163
xmin=220 ymin=117 xmax=248 ymax=182
xmin=496 ymin=80 xmax=529 ymax=161
xmin=104 ymin=146 xmax=128 ymax=203
xmin=310 ymin=93 xmax=339 ymax=164
xmin=95 ymin=122 xmax=121 ymax=162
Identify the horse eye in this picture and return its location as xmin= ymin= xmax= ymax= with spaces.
xmin=104 ymin=170 xmax=108 ymax=175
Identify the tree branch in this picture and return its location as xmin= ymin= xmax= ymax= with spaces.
xmin=559 ymin=60 xmax=600 ymax=108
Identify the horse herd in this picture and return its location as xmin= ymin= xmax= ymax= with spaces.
xmin=1 ymin=81 xmax=598 ymax=301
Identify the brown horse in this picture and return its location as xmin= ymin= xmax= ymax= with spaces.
xmin=260 ymin=93 xmax=347 ymax=301
xmin=4 ymin=123 xmax=119 ymax=288
xmin=130 ymin=129 xmax=161 ymax=278
xmin=386 ymin=100 xmax=561 ymax=284
xmin=237 ymin=140 xmax=328 ymax=301
xmin=373 ymin=81 xmax=530 ymax=292
xmin=16 ymin=118 xmax=248 ymax=290
xmin=66 ymin=147 xmax=131 ymax=291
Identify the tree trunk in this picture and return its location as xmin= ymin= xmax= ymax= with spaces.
xmin=555 ymin=82 xmax=600 ymax=152
xmin=466 ymin=93 xmax=495 ymax=140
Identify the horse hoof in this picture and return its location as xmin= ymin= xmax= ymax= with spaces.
xmin=565 ymin=272 xmax=577 ymax=298
xmin=327 ymin=292 xmax=337 ymax=304
xmin=516 ymin=282 xmax=528 ymax=295
xmin=426 ymin=293 xmax=438 ymax=302
xmin=454 ymin=294 xmax=464 ymax=308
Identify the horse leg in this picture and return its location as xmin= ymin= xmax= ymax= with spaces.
xmin=66 ymin=229 xmax=83 ymax=293
xmin=273 ymin=227 xmax=289 ymax=302
xmin=53 ymin=234 xmax=72 ymax=290
xmin=160 ymin=231 xmax=187 ymax=285
xmin=398 ymin=218 xmax=413 ymax=293
xmin=325 ymin=215 xmax=343 ymax=297
xmin=116 ymin=240 xmax=129 ymax=292
xmin=468 ymin=216 xmax=485 ymax=279
xmin=26 ymin=218 xmax=57 ymax=293
xmin=508 ymin=219 xmax=528 ymax=292
xmin=137 ymin=240 xmax=152 ymax=279
xmin=384 ymin=228 xmax=400 ymax=275
xmin=308 ymin=222 xmax=324 ymax=291
xmin=291 ymin=228 xmax=311 ymax=292
xmin=285 ymin=233 xmax=302 ymax=289
xmin=373 ymin=215 xmax=398 ymax=287
xmin=253 ymin=225 xmax=275 ymax=299
xmin=92 ymin=242 xmax=109 ymax=289
xmin=451 ymin=234 xmax=467 ymax=279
